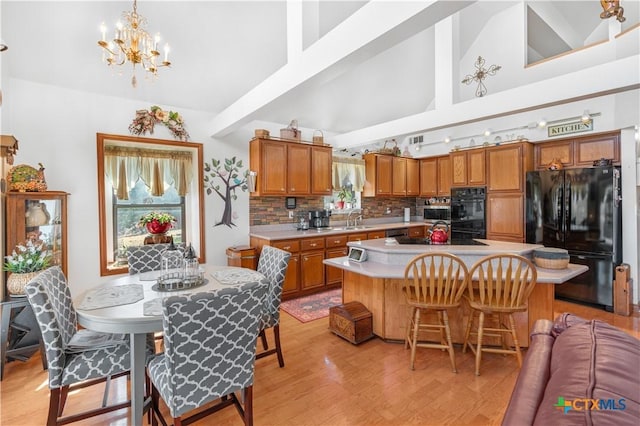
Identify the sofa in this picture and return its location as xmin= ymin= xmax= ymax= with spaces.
xmin=502 ymin=313 xmax=639 ymax=425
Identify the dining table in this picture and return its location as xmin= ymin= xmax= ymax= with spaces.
xmin=74 ymin=265 xmax=267 ymax=426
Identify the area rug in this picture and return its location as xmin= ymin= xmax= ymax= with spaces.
xmin=280 ymin=288 xmax=342 ymax=323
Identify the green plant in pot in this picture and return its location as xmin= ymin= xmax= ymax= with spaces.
xmin=336 ymin=187 xmax=351 ymax=209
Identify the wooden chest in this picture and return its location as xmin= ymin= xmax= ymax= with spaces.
xmin=329 ymin=301 xmax=374 ymax=344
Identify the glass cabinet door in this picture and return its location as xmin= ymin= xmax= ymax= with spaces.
xmin=5 ymin=191 xmax=69 ymax=276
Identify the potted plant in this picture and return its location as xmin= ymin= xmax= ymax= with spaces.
xmin=139 ymin=212 xmax=176 ymax=235
xmin=336 ymin=187 xmax=351 ymax=209
xmin=3 ymin=239 xmax=52 ymax=295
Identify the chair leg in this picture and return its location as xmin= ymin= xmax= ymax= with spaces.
xmin=508 ymin=313 xmax=523 ymax=367
xmin=409 ymin=308 xmax=421 ymax=370
xmin=48 ymin=387 xmax=61 ymax=426
xmin=404 ymin=307 xmax=415 ymax=350
xmin=259 ymin=330 xmax=268 ymax=351
xmin=273 ymin=325 xmax=285 ymax=368
xmin=442 ymin=310 xmax=457 ymax=373
xmin=437 ymin=311 xmax=446 ymax=348
xmin=244 ymin=386 xmax=253 ymax=426
xmin=58 ymin=385 xmax=69 ymax=417
xmin=462 ymin=311 xmax=474 ymax=354
xmin=101 ymin=375 xmax=111 ymax=407
xmin=475 ymin=311 xmax=485 ymax=376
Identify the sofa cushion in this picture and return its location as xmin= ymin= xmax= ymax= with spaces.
xmin=534 ymin=320 xmax=640 ymax=425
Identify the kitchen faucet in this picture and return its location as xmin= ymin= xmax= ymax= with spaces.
xmin=347 ymin=208 xmax=363 ymax=227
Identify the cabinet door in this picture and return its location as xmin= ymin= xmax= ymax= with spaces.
xmin=5 ymin=191 xmax=69 ymax=277
xmin=467 ymin=150 xmax=486 ymax=185
xmin=300 ymin=251 xmax=325 ymax=289
xmin=326 ymin=247 xmax=348 ymax=285
xmin=437 ymin=156 xmax=452 ymax=196
xmin=419 ymin=158 xmax=438 ymax=197
xmin=451 ymin=152 xmax=467 ymax=186
xmin=261 ymin=141 xmax=287 ymax=195
xmin=486 ymin=192 xmax=525 ymax=241
xmin=535 ymin=141 xmax=573 ymax=169
xmin=392 ymin=157 xmax=407 ymax=195
xmin=311 ymin=146 xmax=332 ymax=194
xmin=406 ymin=159 xmax=419 ymax=196
xmin=487 ymin=144 xmax=524 ymax=192
xmin=367 ymin=230 xmax=385 ymax=239
xmin=347 ymin=233 xmax=368 ymax=242
xmin=287 ymin=144 xmax=311 ymax=195
xmin=282 ymin=254 xmax=300 ymax=295
xmin=574 ymin=133 xmax=620 ymax=166
xmin=376 ymin=155 xmax=393 ymax=196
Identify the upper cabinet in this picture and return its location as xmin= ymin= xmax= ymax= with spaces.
xmin=420 ymin=155 xmax=451 ymax=197
xmin=534 ymin=131 xmax=620 ymax=170
xmin=451 ymin=149 xmax=486 ymax=187
xmin=486 ymin=142 xmax=533 ymax=192
xmin=249 ymin=138 xmax=332 ymax=196
xmin=364 ymin=154 xmax=419 ymax=197
xmin=405 ymin=158 xmax=420 ymax=196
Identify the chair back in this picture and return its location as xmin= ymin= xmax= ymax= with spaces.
xmin=257 ymin=246 xmax=291 ymax=328
xmin=24 ymin=266 xmax=77 ymax=387
xmin=467 ymin=254 xmax=537 ymax=309
xmin=127 ymin=243 xmax=184 ymax=274
xmin=159 ymin=280 xmax=268 ymax=417
xmin=403 ymin=253 xmax=469 ymax=307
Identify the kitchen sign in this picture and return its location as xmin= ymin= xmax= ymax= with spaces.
xmin=548 ymin=120 xmax=593 ymax=137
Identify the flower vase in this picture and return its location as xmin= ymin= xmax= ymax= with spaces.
xmin=146 ymin=220 xmax=172 ymax=235
xmin=7 ymin=271 xmax=42 ymax=296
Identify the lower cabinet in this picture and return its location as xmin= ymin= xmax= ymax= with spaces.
xmin=486 ymin=192 xmax=525 ymax=242
xmin=300 ymin=238 xmax=325 ymax=290
xmin=270 ymin=239 xmax=300 ymax=297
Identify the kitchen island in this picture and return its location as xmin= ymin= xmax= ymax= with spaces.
xmin=323 ymin=238 xmax=588 ymax=346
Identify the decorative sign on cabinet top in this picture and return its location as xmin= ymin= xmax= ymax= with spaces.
xmin=548 ymin=120 xmax=593 ymax=137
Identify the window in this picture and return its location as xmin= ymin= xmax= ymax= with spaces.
xmin=326 ymin=157 xmax=365 ymax=211
xmin=97 ymin=133 xmax=205 ymax=276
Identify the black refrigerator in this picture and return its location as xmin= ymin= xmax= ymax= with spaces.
xmin=525 ymin=167 xmax=622 ymax=311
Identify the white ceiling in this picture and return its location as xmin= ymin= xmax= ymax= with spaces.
xmin=1 ymin=1 xmax=638 ymax=144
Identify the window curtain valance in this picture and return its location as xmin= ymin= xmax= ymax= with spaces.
xmin=332 ymin=157 xmax=365 ymax=192
xmin=104 ymin=145 xmax=193 ymax=199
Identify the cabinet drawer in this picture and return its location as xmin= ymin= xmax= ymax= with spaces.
xmin=326 ymin=235 xmax=347 ymax=248
xmin=367 ymin=230 xmax=385 ymax=240
xmin=408 ymin=227 xmax=425 ymax=238
xmin=301 ymin=238 xmax=325 ymax=251
xmin=348 ymin=233 xmax=368 ymax=242
xmin=272 ymin=240 xmax=300 ymax=253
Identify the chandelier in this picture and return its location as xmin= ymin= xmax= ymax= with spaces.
xmin=97 ymin=0 xmax=171 ymax=87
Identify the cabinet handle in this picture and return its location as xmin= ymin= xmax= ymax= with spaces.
xmin=342 ymin=250 xmax=347 ymax=255
xmin=283 ymin=246 xmax=291 ymax=250
xmin=333 ymin=240 xmax=340 ymax=244
xmin=303 ymin=257 xmax=308 ymax=261
xmin=310 ymin=243 xmax=316 ymax=247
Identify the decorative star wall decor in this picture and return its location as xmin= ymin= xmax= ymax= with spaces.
xmin=462 ymin=56 xmax=502 ymax=97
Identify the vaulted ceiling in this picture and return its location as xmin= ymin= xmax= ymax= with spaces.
xmin=1 ymin=1 xmax=638 ymax=146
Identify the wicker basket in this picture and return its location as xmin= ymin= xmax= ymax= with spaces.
xmin=378 ymin=139 xmax=399 ymax=155
xmin=533 ymin=256 xmax=570 ymax=270
xmin=312 ymin=130 xmax=324 ymax=145
xmin=254 ymin=129 xmax=270 ymax=138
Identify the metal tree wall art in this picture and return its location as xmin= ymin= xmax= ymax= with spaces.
xmin=204 ymin=157 xmax=248 ymax=228
xmin=462 ymin=56 xmax=502 ymax=97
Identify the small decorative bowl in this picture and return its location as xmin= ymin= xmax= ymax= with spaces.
xmin=533 ymin=247 xmax=570 ymax=269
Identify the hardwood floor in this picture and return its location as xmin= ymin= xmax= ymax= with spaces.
xmin=1 ymin=300 xmax=638 ymax=426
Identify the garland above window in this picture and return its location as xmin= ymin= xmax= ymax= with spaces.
xmin=129 ymin=105 xmax=190 ymax=141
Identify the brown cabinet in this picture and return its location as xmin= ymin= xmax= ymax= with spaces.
xmin=534 ymin=131 xmax=620 ymax=170
xmin=406 ymin=159 xmax=420 ymax=196
xmin=311 ymin=146 xmax=333 ymax=194
xmin=249 ymin=138 xmax=332 ymax=196
xmin=486 ymin=143 xmax=533 ymax=192
xmin=408 ymin=226 xmax=425 ymax=238
xmin=486 ymin=193 xmax=525 ymax=242
xmin=364 ymin=154 xmax=418 ymax=197
xmin=485 ymin=142 xmax=533 ymax=242
xmin=5 ymin=191 xmax=69 ymax=277
xmin=325 ymin=234 xmax=348 ymax=286
xmin=451 ymin=149 xmax=486 ymax=187
xmin=420 ymin=155 xmax=451 ymax=197
xmin=271 ymin=239 xmax=300 ymax=296
xmin=367 ymin=230 xmax=386 ymax=240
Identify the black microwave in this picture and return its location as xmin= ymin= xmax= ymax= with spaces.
xmin=423 ymin=206 xmax=450 ymax=221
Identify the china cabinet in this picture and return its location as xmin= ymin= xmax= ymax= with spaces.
xmin=5 ymin=191 xmax=69 ymax=277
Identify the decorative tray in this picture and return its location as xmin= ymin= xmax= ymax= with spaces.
xmin=152 ymin=272 xmax=208 ymax=292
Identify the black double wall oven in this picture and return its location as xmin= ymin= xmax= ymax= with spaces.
xmin=450 ymin=187 xmax=486 ymax=241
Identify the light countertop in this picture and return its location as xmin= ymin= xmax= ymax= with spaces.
xmin=249 ymin=221 xmax=426 ymax=241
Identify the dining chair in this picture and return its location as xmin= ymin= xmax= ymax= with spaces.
xmin=127 ymin=242 xmax=184 ymax=275
xmin=462 ymin=254 xmax=537 ymax=376
xmin=255 ymin=246 xmax=291 ymax=368
xmin=24 ymin=266 xmax=148 ymax=426
xmin=402 ymin=253 xmax=469 ymax=372
xmin=147 ymin=279 xmax=268 ymax=426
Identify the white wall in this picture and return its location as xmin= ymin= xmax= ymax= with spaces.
xmin=3 ymin=78 xmax=251 ymax=295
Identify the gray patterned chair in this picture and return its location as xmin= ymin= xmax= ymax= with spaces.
xmin=147 ymin=280 xmax=268 ymax=426
xmin=255 ymin=246 xmax=291 ymax=368
xmin=127 ymin=242 xmax=184 ymax=275
xmin=24 ymin=266 xmax=140 ymax=425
